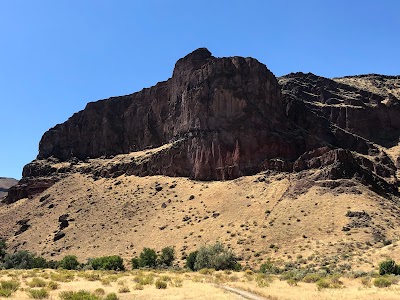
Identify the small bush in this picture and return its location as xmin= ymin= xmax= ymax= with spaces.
xmin=0 ymin=280 xmax=20 ymax=298
xmin=27 ymin=278 xmax=47 ymax=288
xmin=0 ymin=289 xmax=12 ymax=297
xmin=255 ymin=273 xmax=273 ymax=287
xmin=373 ymin=277 xmax=392 ymax=288
xmin=50 ymin=272 xmax=74 ymax=282
xmin=93 ymin=288 xmax=105 ymax=296
xmin=118 ymin=286 xmax=129 ymax=293
xmin=0 ymin=280 xmax=20 ymax=292
xmin=82 ymin=272 xmax=101 ymax=281
xmin=199 ymin=268 xmax=215 ymax=275
xmin=287 ymin=278 xmax=298 ymax=286
xmin=303 ymin=273 xmax=322 ymax=283
xmin=172 ymin=278 xmax=183 ymax=287
xmin=155 ymin=279 xmax=167 ymax=289
xmin=133 ymin=274 xmax=154 ymax=285
xmin=259 ymin=259 xmax=280 ymax=274
xmin=360 ymin=276 xmax=371 ymax=287
xmin=316 ymin=278 xmax=330 ymax=290
xmin=104 ymin=292 xmax=119 ymax=300
xmin=59 ymin=290 xmax=101 ymax=300
xmin=379 ymin=259 xmax=398 ymax=275
xmin=133 ymin=283 xmax=143 ymax=290
xmin=59 ymin=255 xmax=80 ymax=270
xmin=47 ymin=281 xmax=60 ymax=290
xmin=28 ymin=288 xmax=49 ymax=299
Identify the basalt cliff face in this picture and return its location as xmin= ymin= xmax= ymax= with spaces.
xmin=5 ymin=48 xmax=399 ymax=204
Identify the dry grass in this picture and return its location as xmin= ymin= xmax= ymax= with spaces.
xmin=0 ymin=270 xmax=399 ymax=299
xmin=1 ymin=170 xmax=400 ymax=273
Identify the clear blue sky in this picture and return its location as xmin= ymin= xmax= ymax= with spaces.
xmin=1 ymin=0 xmax=399 ymax=179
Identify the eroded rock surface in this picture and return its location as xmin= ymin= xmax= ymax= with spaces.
xmin=5 ymin=49 xmax=399 ymax=203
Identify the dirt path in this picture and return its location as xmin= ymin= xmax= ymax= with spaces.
xmin=216 ymin=284 xmax=270 ymax=300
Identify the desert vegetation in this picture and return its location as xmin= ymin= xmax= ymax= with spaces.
xmin=1 ymin=238 xmax=400 ymax=299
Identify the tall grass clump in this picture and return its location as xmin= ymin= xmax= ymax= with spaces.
xmin=27 ymin=288 xmax=49 ymax=299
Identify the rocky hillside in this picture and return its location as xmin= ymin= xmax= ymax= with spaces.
xmin=0 ymin=177 xmax=17 ymax=199
xmin=1 ymin=49 xmax=399 ymax=269
xmin=5 ymin=48 xmax=399 ymax=204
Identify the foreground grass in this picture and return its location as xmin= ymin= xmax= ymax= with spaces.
xmin=0 ymin=269 xmax=399 ymax=299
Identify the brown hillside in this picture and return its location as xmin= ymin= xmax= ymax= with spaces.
xmin=1 ymin=49 xmax=399 ymax=272
xmin=1 ymin=162 xmax=400 ymax=271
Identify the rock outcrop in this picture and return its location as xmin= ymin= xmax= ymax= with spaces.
xmin=280 ymin=72 xmax=400 ymax=148
xmin=0 ymin=177 xmax=18 ymax=199
xmin=5 ymin=49 xmax=399 ymax=203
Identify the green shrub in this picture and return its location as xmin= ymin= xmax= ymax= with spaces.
xmin=93 ymin=288 xmax=105 ymax=296
xmin=59 ymin=290 xmax=101 ymax=300
xmin=286 ymin=278 xmax=298 ymax=286
xmin=2 ymin=250 xmax=52 ymax=269
xmin=47 ymin=281 xmax=60 ymax=290
xmin=139 ymin=248 xmax=157 ymax=268
xmin=27 ymin=277 xmax=47 ymax=288
xmin=0 ymin=280 xmax=20 ymax=292
xmin=158 ymin=247 xmax=175 ymax=267
xmin=59 ymin=255 xmax=80 ymax=270
xmin=50 ymin=272 xmax=75 ymax=282
xmin=0 ymin=289 xmax=12 ymax=297
xmin=133 ymin=274 xmax=154 ymax=285
xmin=0 ymin=238 xmax=7 ymax=261
xmin=3 ymin=250 xmax=35 ymax=269
xmin=118 ymin=286 xmax=129 ymax=293
xmin=27 ymin=288 xmax=49 ymax=299
xmin=155 ymin=279 xmax=167 ymax=289
xmin=198 ymin=268 xmax=215 ymax=275
xmin=259 ymin=259 xmax=280 ymax=274
xmin=192 ymin=242 xmax=239 ymax=271
xmin=303 ymin=273 xmax=322 ymax=283
xmin=133 ymin=283 xmax=143 ymax=290
xmin=280 ymin=270 xmax=306 ymax=282
xmin=185 ymin=251 xmax=198 ymax=271
xmin=104 ymin=292 xmax=119 ymax=300
xmin=373 ymin=276 xmax=392 ymax=288
xmin=89 ymin=256 xmax=125 ymax=271
xmin=131 ymin=257 xmax=140 ymax=269
xmin=172 ymin=278 xmax=183 ymax=287
xmin=379 ymin=259 xmax=398 ymax=275
xmin=0 ymin=280 xmax=20 ymax=298
xmin=316 ymin=278 xmax=330 ymax=290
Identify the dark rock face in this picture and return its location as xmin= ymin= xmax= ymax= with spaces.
xmin=4 ymin=48 xmax=399 ymax=203
xmin=280 ymin=72 xmax=400 ymax=148
xmin=36 ymin=48 xmax=306 ymax=180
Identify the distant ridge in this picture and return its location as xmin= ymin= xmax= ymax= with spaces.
xmin=0 ymin=177 xmax=18 ymax=198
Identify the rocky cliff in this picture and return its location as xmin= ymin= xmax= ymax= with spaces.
xmin=5 ymin=48 xmax=399 ymax=204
